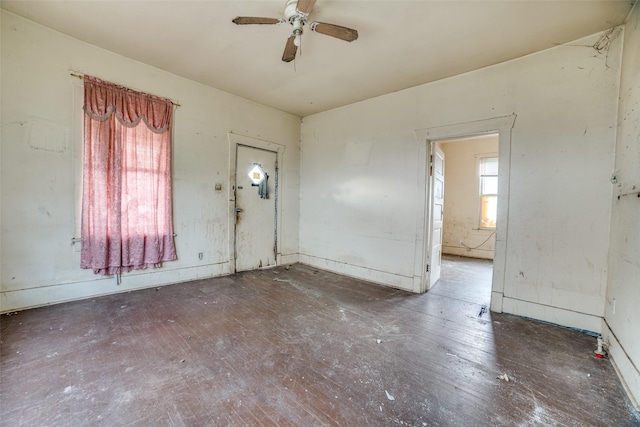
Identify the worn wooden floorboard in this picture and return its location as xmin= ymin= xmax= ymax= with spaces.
xmin=1 ymin=256 xmax=639 ymax=426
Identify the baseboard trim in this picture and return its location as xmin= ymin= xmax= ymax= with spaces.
xmin=442 ymin=247 xmax=494 ymax=260
xmin=490 ymin=291 xmax=504 ymax=312
xmin=601 ymin=319 xmax=640 ymax=411
xmin=1 ymin=262 xmax=231 ymax=313
xmin=501 ymin=297 xmax=602 ymax=334
xmin=298 ymin=254 xmax=414 ymax=292
xmin=279 ymin=253 xmax=299 ymax=266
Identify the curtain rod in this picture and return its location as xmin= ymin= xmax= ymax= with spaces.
xmin=69 ymin=70 xmax=181 ymax=107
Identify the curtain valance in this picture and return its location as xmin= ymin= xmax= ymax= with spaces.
xmin=83 ymin=75 xmax=172 ymax=133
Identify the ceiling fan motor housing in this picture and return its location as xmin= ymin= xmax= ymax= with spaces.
xmin=285 ymin=0 xmax=308 ymax=23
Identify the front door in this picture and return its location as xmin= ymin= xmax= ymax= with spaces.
xmin=429 ymin=143 xmax=445 ymax=288
xmin=234 ymin=145 xmax=277 ymax=272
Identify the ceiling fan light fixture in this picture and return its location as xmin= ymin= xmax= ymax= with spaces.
xmin=291 ymin=18 xmax=303 ymax=47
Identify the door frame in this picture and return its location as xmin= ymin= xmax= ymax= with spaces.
xmin=227 ymin=133 xmax=286 ymax=274
xmin=414 ymin=114 xmax=516 ymax=313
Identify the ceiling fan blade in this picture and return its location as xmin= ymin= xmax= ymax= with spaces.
xmin=296 ymin=0 xmax=317 ymax=14
xmin=310 ymin=22 xmax=358 ymax=42
xmin=232 ymin=17 xmax=281 ymax=25
xmin=282 ymin=35 xmax=298 ymax=62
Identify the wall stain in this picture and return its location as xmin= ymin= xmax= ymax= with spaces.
xmin=38 ymin=207 xmax=51 ymax=218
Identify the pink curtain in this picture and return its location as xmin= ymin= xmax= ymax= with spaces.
xmin=81 ymin=76 xmax=177 ymax=275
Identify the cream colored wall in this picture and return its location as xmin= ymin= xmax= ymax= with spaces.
xmin=440 ymin=135 xmax=499 ymax=260
xmin=603 ymin=4 xmax=640 ymax=409
xmin=0 ymin=11 xmax=301 ymax=311
xmin=300 ymin=29 xmax=622 ymax=333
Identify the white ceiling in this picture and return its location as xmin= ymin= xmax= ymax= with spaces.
xmin=1 ymin=0 xmax=635 ymax=117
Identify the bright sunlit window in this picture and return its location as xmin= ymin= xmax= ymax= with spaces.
xmin=480 ymin=157 xmax=498 ymax=229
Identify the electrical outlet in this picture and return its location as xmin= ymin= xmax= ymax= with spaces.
xmin=198 ymin=252 xmax=203 ymax=260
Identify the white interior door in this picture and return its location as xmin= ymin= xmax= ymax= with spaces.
xmin=234 ymin=145 xmax=277 ymax=272
xmin=429 ymin=144 xmax=445 ymax=288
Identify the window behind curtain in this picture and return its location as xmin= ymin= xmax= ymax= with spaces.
xmin=479 ymin=157 xmax=498 ymax=229
xmin=81 ymin=76 xmax=177 ymax=275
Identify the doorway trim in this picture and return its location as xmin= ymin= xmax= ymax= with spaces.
xmin=414 ymin=114 xmax=516 ymax=313
xmin=227 ymin=132 xmax=286 ymax=274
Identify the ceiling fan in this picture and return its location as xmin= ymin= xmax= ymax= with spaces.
xmin=232 ymin=0 xmax=358 ymax=62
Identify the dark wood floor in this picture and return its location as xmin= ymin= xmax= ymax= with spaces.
xmin=2 ymin=256 xmax=639 ymax=426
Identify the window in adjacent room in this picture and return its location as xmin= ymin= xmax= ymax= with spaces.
xmin=80 ymin=75 xmax=177 ymax=275
xmin=479 ymin=157 xmax=498 ymax=229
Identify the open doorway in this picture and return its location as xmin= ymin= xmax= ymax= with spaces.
xmin=414 ymin=114 xmax=516 ymax=313
xmin=440 ymin=134 xmax=499 ymax=261
xmin=435 ymin=134 xmax=499 ymax=305
xmin=427 ymin=134 xmax=498 ymax=291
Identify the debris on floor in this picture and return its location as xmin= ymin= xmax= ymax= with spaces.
xmin=478 ymin=304 xmax=487 ymax=318
xmin=497 ymin=373 xmax=510 ymax=382
xmin=376 ymin=339 xmax=382 ymax=344
xmin=594 ymin=336 xmax=606 ymax=359
xmin=385 ymin=390 xmax=395 ymax=401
